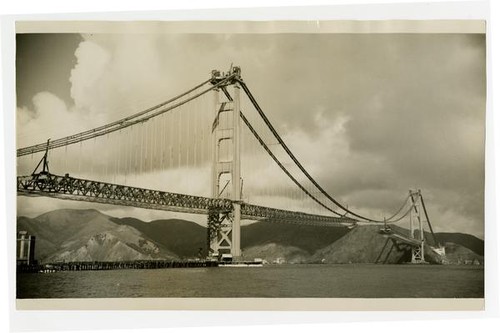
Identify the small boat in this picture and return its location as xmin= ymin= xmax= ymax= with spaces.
xmin=218 ymin=262 xmax=263 ymax=268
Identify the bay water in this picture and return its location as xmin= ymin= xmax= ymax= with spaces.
xmin=17 ymin=264 xmax=484 ymax=298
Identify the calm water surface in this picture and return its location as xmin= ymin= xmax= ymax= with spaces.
xmin=17 ymin=264 xmax=484 ymax=298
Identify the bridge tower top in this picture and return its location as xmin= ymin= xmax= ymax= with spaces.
xmin=210 ymin=66 xmax=242 ymax=86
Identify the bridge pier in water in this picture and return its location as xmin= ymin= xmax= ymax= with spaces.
xmin=208 ymin=67 xmax=242 ymax=261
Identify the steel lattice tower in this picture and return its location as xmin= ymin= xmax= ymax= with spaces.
xmin=207 ymin=67 xmax=242 ymax=260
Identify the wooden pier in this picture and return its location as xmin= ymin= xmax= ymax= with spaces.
xmin=18 ymin=260 xmax=219 ymax=273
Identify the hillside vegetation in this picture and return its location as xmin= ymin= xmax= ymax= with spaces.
xmin=17 ymin=209 xmax=484 ymax=265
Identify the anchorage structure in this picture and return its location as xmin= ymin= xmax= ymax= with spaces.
xmin=208 ymin=67 xmax=243 ymax=259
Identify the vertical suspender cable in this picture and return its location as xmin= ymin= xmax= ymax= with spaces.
xmin=161 ymin=114 xmax=165 ymax=171
xmin=187 ymin=93 xmax=190 ymax=168
xmin=140 ymin=123 xmax=144 ymax=175
xmin=90 ymin=138 xmax=95 ymax=177
xmin=152 ymin=115 xmax=156 ymax=171
xmin=118 ymin=130 xmax=122 ymax=181
xmin=135 ymin=124 xmax=139 ymax=179
xmin=127 ymin=128 xmax=131 ymax=182
xmin=64 ymin=143 xmax=68 ymax=173
xmin=78 ymin=142 xmax=82 ymax=176
xmin=152 ymin=117 xmax=156 ymax=171
xmin=145 ymin=121 xmax=149 ymax=173
xmin=194 ymin=95 xmax=198 ymax=167
xmin=105 ymin=134 xmax=109 ymax=180
xmin=170 ymin=111 xmax=173 ymax=169
xmin=178 ymin=107 xmax=182 ymax=169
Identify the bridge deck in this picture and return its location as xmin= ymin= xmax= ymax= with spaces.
xmin=17 ymin=172 xmax=356 ymax=226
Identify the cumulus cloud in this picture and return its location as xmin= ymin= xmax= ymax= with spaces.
xmin=16 ymin=33 xmax=485 ymax=238
xmin=17 ymin=92 xmax=72 ymax=147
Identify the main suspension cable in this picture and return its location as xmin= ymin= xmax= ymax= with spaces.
xmin=240 ymin=111 xmax=348 ymax=219
xmin=386 ymin=202 xmax=415 ymax=223
xmin=239 ymin=79 xmax=407 ymax=223
xmin=384 ymin=194 xmax=411 ymax=222
xmin=223 ymin=84 xmax=346 ymax=218
xmin=18 ymin=78 xmax=212 ymax=157
xmin=240 ymin=111 xmax=350 ymax=216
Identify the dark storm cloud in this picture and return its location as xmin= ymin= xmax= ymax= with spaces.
xmin=16 ymin=34 xmax=83 ymax=109
xmin=337 ymin=35 xmax=485 ymax=213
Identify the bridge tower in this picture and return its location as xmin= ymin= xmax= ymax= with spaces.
xmin=207 ymin=67 xmax=242 ymax=260
xmin=409 ymin=189 xmax=425 ymax=263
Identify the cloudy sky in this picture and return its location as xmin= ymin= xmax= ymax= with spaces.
xmin=16 ymin=30 xmax=486 ymax=238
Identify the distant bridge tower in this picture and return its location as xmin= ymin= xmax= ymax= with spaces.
xmin=207 ymin=67 xmax=242 ymax=260
xmin=409 ymin=189 xmax=425 ymax=263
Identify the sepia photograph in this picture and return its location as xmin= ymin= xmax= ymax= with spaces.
xmin=14 ymin=19 xmax=486 ymax=307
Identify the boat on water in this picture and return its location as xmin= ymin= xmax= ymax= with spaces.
xmin=218 ymin=262 xmax=263 ymax=268
xmin=215 ymin=254 xmax=264 ymax=267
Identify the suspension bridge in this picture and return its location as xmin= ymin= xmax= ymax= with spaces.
xmin=16 ymin=66 xmax=441 ymax=264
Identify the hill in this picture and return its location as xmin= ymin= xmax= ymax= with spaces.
xmin=111 ymin=217 xmax=207 ymax=258
xmin=313 ymin=225 xmax=411 ymax=264
xmin=241 ymin=222 xmax=349 ymax=254
xmin=17 ymin=209 xmax=484 ymax=265
xmin=17 ymin=209 xmax=178 ymax=263
xmin=313 ymin=224 xmax=484 ymax=265
xmin=434 ymin=232 xmax=484 ymax=255
xmin=111 ymin=218 xmax=350 ymax=260
xmin=432 ymin=242 xmax=484 ymax=265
